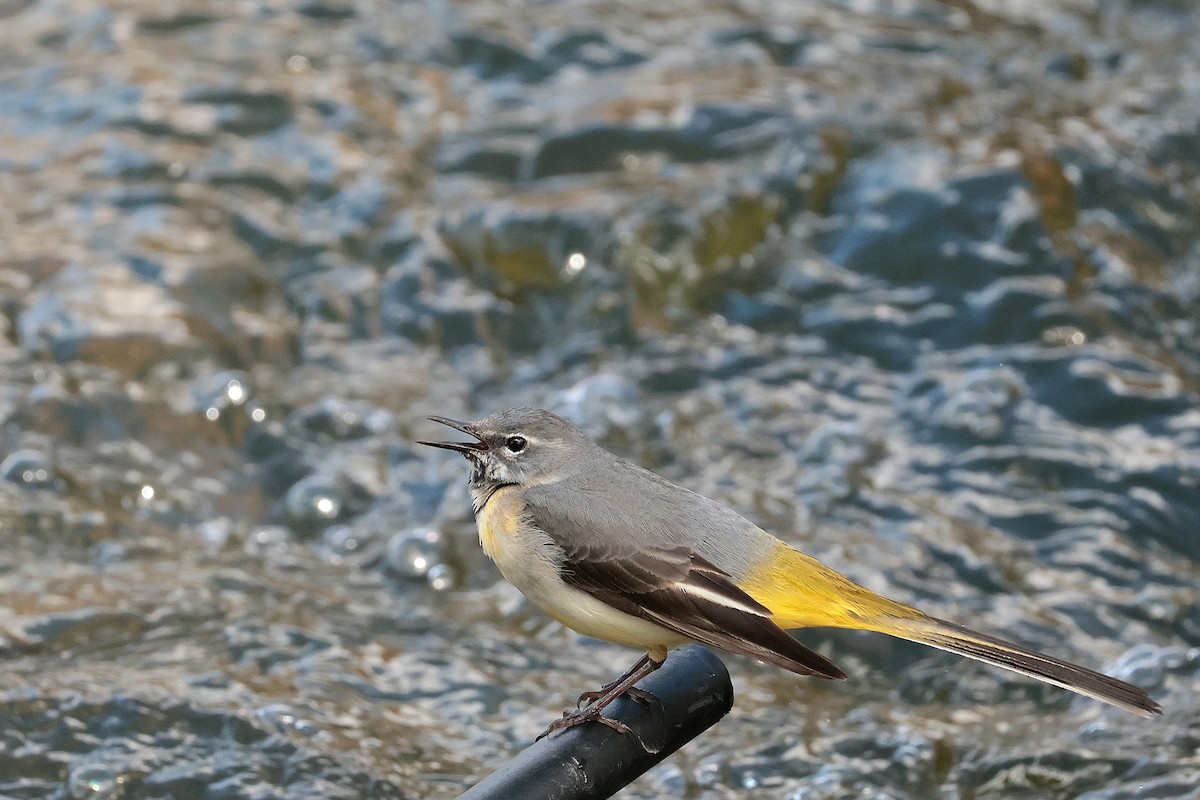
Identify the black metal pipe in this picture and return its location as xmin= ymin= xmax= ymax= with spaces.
xmin=459 ymin=645 xmax=733 ymax=800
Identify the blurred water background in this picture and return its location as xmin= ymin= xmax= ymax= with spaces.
xmin=2 ymin=0 xmax=1199 ymax=797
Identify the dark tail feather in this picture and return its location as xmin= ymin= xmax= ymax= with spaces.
xmin=881 ymin=616 xmax=1162 ymax=718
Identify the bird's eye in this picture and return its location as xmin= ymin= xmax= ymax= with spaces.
xmin=504 ymin=435 xmax=527 ymax=453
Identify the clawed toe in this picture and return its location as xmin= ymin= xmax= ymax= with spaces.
xmin=576 ymin=684 xmax=659 ymax=709
xmin=537 ymin=706 xmax=632 ymax=740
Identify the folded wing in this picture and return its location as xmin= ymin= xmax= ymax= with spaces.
xmin=524 ymin=489 xmax=846 ymax=680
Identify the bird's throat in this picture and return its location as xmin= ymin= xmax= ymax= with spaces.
xmin=472 ymin=483 xmax=523 ymax=563
xmin=471 ymin=479 xmax=514 ymax=515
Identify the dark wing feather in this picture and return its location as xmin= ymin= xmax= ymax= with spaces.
xmin=525 ymin=488 xmax=846 ymax=680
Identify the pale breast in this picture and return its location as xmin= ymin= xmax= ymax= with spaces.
xmin=473 ymin=485 xmax=687 ymax=656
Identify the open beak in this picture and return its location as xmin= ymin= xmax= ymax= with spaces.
xmin=417 ymin=416 xmax=489 ymax=455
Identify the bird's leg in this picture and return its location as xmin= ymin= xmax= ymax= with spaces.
xmin=538 ymin=654 xmax=664 ymax=740
xmin=575 ymin=653 xmax=654 ymax=708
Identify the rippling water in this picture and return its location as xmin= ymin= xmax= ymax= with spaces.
xmin=2 ymin=0 xmax=1198 ymax=797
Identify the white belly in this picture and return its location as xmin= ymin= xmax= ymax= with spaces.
xmin=519 ymin=573 xmax=689 ymax=656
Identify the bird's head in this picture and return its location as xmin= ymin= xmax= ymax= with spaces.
xmin=418 ymin=406 xmax=600 ymax=490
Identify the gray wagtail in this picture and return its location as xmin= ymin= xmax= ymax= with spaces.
xmin=419 ymin=407 xmax=1161 ymax=737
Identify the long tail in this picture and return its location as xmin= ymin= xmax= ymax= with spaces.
xmin=870 ymin=614 xmax=1162 ymax=718
xmin=742 ymin=541 xmax=1163 ymax=717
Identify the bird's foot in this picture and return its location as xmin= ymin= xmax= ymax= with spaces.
xmin=536 ymin=705 xmax=632 ymax=740
xmin=539 ymin=654 xmax=665 ymax=749
xmin=575 ymin=685 xmax=657 ymax=709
